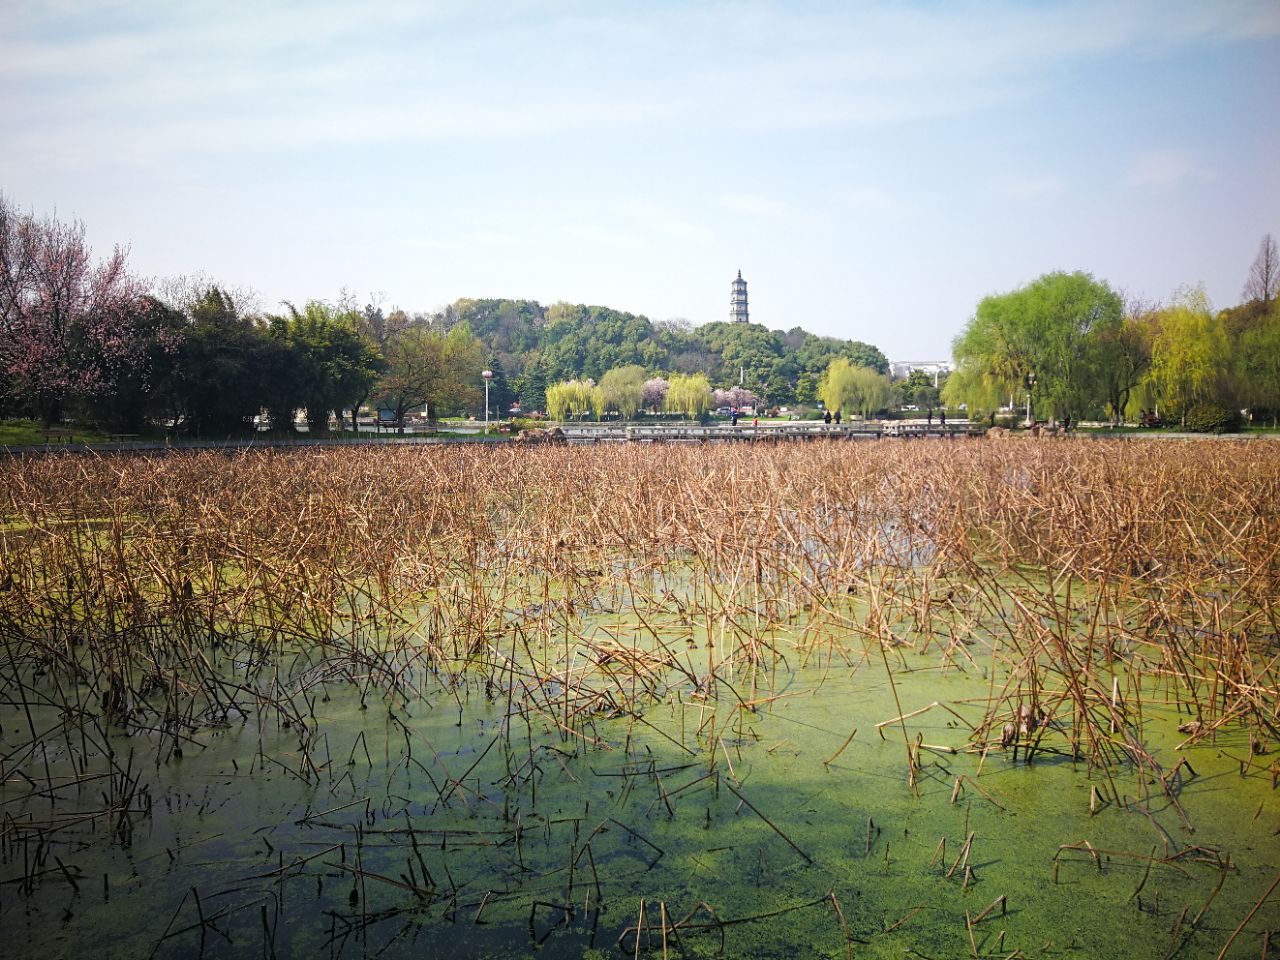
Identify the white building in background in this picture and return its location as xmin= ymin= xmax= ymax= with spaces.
xmin=730 ymin=270 xmax=749 ymax=323
xmin=890 ymin=360 xmax=953 ymax=381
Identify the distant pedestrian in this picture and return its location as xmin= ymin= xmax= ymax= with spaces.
xmin=834 ymin=409 xmax=842 ymax=424
xmin=927 ymin=410 xmax=933 ymax=426
xmin=939 ymin=410 xmax=946 ymax=426
xmin=823 ymin=410 xmax=832 ymax=424
xmin=731 ymin=410 xmax=739 ymax=426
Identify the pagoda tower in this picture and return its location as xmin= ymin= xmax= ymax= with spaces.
xmin=730 ymin=270 xmax=749 ymax=323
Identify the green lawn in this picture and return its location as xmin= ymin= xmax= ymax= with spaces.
xmin=0 ymin=419 xmax=63 ymax=446
xmin=0 ymin=419 xmax=143 ymax=446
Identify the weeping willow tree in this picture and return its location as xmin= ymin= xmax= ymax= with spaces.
xmin=598 ymin=365 xmax=646 ymax=419
xmin=946 ymin=271 xmax=1123 ymax=422
xmin=819 ymin=358 xmax=891 ymax=417
xmin=941 ymin=363 xmax=1016 ymax=419
xmin=1146 ymin=286 xmax=1228 ymax=425
xmin=664 ymin=373 xmax=712 ymax=417
xmin=545 ymin=379 xmax=596 ymax=420
xmin=945 ymin=286 xmax=1031 ymax=419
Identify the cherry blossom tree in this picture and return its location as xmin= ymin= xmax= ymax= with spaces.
xmin=0 ymin=195 xmax=150 ymax=424
xmin=641 ymin=376 xmax=669 ymax=413
xmin=712 ymin=385 xmax=759 ymax=410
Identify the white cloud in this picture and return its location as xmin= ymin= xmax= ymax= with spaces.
xmin=5 ymin=0 xmax=1278 ymax=164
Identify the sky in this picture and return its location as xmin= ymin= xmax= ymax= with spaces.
xmin=2 ymin=0 xmax=1278 ymax=362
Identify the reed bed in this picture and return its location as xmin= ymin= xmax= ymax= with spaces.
xmin=1 ymin=439 xmax=1277 ymax=957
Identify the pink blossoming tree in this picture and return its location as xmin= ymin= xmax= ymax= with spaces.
xmin=0 ymin=195 xmax=151 ymax=425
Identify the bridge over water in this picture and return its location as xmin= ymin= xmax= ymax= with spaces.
xmin=560 ymin=420 xmax=985 ymax=443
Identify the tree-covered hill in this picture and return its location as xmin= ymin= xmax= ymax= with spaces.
xmin=449 ymin=297 xmax=887 ymax=411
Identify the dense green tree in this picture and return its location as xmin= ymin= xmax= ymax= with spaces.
xmin=1236 ymin=300 xmax=1280 ymax=424
xmin=898 ymin=369 xmax=941 ymax=416
xmin=1091 ymin=310 xmax=1154 ymax=424
xmin=436 ymin=323 xmax=486 ymax=418
xmin=794 ymin=372 xmax=819 ymax=405
xmin=949 ymin=271 xmax=1123 ymax=421
xmin=256 ymin=332 xmax=301 ymax=433
xmin=448 ymin=295 xmax=889 ymax=406
xmin=789 ymin=330 xmax=889 ymax=377
xmin=270 ymin=301 xmax=383 ymax=432
xmin=345 ymin=302 xmax=412 ymax=430
xmin=170 ymin=287 xmax=272 ymax=437
xmin=513 ymin=360 xmax=549 ymax=414
xmin=537 ymin=302 xmax=668 ymax=380
xmin=756 ymin=375 xmax=790 ymax=408
xmin=483 ymin=355 xmax=516 ymax=418
xmin=375 ymin=319 xmax=483 ymax=425
xmin=916 ymin=385 xmax=942 ymax=415
xmin=452 ymin=299 xmax=547 ymax=359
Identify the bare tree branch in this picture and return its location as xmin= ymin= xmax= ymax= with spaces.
xmin=1243 ymin=233 xmax=1278 ymax=303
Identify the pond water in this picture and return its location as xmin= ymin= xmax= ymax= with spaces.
xmin=3 ymin=441 xmax=1279 ymax=958
xmin=3 ymin=605 xmax=1277 ymax=960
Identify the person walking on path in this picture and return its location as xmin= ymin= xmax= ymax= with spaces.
xmin=823 ymin=410 xmax=832 ymax=424
xmin=834 ymin=409 xmax=842 ymax=425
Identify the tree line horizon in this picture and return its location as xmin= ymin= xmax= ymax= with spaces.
xmin=2 ymin=194 xmax=1275 ymax=433
xmin=944 ymin=234 xmax=1279 ymax=429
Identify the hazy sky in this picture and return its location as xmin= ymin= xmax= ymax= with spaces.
xmin=3 ymin=1 xmax=1278 ymax=361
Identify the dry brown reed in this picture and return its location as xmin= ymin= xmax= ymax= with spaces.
xmin=1 ymin=438 xmax=1278 ymax=926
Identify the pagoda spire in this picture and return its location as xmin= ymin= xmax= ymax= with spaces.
xmin=730 ymin=270 xmax=749 ymax=323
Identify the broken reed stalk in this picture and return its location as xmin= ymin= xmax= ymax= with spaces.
xmin=971 ymin=894 xmax=1007 ymax=924
xmin=828 ymin=891 xmax=853 ymax=960
xmin=1215 ymin=869 xmax=1280 ymax=960
xmin=724 ymin=781 xmax=814 ymax=865
xmin=823 ymin=726 xmax=857 ymax=766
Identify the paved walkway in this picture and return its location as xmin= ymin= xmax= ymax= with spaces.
xmin=5 ymin=427 xmax=1274 ymax=456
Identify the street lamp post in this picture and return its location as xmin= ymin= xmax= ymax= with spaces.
xmin=1024 ymin=373 xmax=1036 ymax=427
xmin=482 ymin=370 xmax=493 ymax=433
